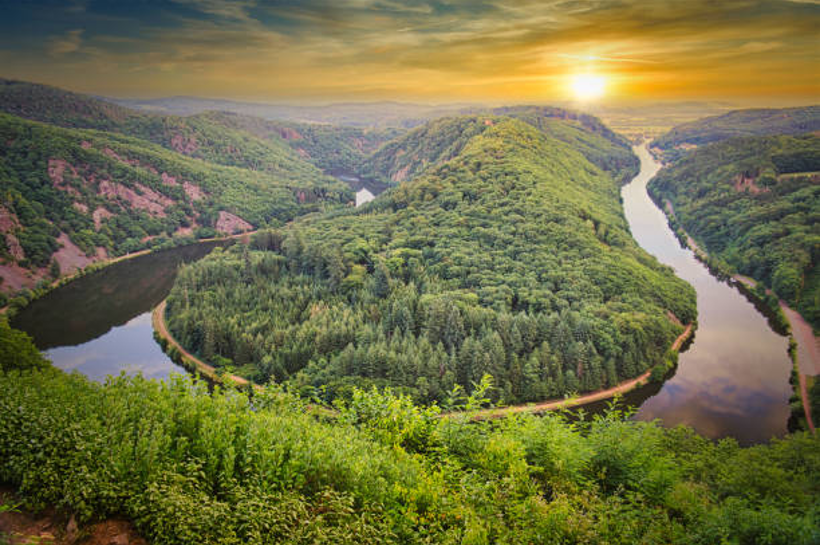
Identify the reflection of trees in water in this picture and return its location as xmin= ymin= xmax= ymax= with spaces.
xmin=12 ymin=241 xmax=228 ymax=349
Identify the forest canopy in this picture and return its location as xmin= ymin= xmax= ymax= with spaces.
xmin=165 ymin=115 xmax=695 ymax=405
xmin=649 ymin=133 xmax=820 ymax=328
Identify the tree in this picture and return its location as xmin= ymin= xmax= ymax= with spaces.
xmin=49 ymin=258 xmax=60 ymax=279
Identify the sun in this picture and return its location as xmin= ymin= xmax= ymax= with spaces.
xmin=570 ymin=74 xmax=606 ymax=101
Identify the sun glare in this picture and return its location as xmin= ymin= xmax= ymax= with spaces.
xmin=570 ymin=74 xmax=606 ymax=101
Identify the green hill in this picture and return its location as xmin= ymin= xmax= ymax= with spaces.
xmin=165 ymin=115 xmax=695 ymax=404
xmin=0 ymin=79 xmax=346 ymax=179
xmin=653 ymin=105 xmax=820 ymax=158
xmin=363 ymin=108 xmax=638 ymax=186
xmin=0 ymin=113 xmax=350 ymax=294
xmin=198 ymin=111 xmax=400 ymax=174
xmin=648 ymin=134 xmax=820 ymax=328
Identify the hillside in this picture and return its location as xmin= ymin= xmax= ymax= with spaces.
xmin=648 ymin=134 xmax=820 ymax=328
xmin=0 ymin=113 xmax=350 ymax=293
xmin=2 ymin=321 xmax=819 ymax=544
xmin=653 ymin=105 xmax=820 ymax=156
xmin=164 ymin=115 xmax=695 ymax=404
xmin=109 ymin=95 xmax=475 ymax=128
xmin=0 ymin=79 xmax=352 ymax=179
xmin=199 ymin=111 xmax=400 ymax=174
xmin=363 ymin=108 xmax=638 ymax=186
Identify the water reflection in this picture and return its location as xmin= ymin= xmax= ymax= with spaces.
xmin=621 ymin=144 xmax=791 ymax=445
xmin=12 ymin=241 xmax=229 ymax=380
xmin=330 ymin=170 xmax=387 ymax=207
xmin=356 ymin=187 xmax=376 ymax=206
xmin=44 ymin=313 xmax=181 ymax=381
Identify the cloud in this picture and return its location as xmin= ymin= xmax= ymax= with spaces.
xmin=5 ymin=0 xmax=818 ymax=101
xmin=47 ymin=29 xmax=84 ymax=57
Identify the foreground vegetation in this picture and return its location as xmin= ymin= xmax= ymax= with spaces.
xmin=1 ymin=320 xmax=818 ymax=544
xmin=648 ymin=133 xmax=820 ymax=329
xmin=164 ymin=115 xmax=695 ymax=405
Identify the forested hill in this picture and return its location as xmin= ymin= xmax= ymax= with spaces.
xmin=195 ymin=111 xmax=400 ymax=174
xmin=648 ymin=134 xmax=820 ymax=328
xmin=0 ymin=78 xmax=391 ymax=177
xmin=166 ymin=115 xmax=695 ymax=404
xmin=363 ymin=109 xmax=638 ymax=186
xmin=653 ymin=105 xmax=820 ymax=154
xmin=0 ymin=112 xmax=350 ymax=295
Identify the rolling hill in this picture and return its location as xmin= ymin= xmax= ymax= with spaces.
xmin=363 ymin=107 xmax=638 ymax=186
xmin=652 ymin=105 xmax=820 ymax=158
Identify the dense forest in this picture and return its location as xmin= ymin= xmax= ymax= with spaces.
xmin=648 ymin=134 xmax=820 ymax=329
xmin=1 ymin=321 xmax=819 ymax=544
xmin=652 ymin=105 xmax=820 ymax=161
xmin=363 ymin=106 xmax=638 ymax=186
xmin=0 ymin=113 xmax=350 ymax=279
xmin=164 ymin=115 xmax=695 ymax=405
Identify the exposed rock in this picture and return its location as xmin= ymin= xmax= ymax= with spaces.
xmin=170 ymin=133 xmax=198 ymax=154
xmin=48 ymin=159 xmax=81 ymax=196
xmin=103 ymin=147 xmax=140 ymax=167
xmin=160 ymin=172 xmax=178 ymax=186
xmin=182 ymin=181 xmax=205 ymax=201
xmin=53 ymin=232 xmax=96 ymax=274
xmin=216 ymin=211 xmax=253 ymax=234
xmin=73 ymin=202 xmax=89 ymax=214
xmin=80 ymin=140 xmax=93 ymax=149
xmin=732 ymin=172 xmax=766 ymax=194
xmin=98 ymin=180 xmax=172 ymax=217
xmin=0 ymin=262 xmax=41 ymax=292
xmin=277 ymin=126 xmax=303 ymax=140
xmin=392 ymin=164 xmax=411 ymax=183
xmin=92 ymin=207 xmax=113 ymax=230
xmin=0 ymin=205 xmax=25 ymax=260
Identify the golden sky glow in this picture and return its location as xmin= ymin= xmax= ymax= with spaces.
xmin=0 ymin=0 xmax=818 ymax=104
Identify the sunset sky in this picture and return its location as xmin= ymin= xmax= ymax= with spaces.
xmin=1 ymin=0 xmax=818 ymax=104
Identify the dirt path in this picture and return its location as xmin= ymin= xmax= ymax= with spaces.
xmin=779 ymin=302 xmax=820 ymax=376
xmin=456 ymin=324 xmax=693 ymax=420
xmin=152 ymin=300 xmax=257 ymax=390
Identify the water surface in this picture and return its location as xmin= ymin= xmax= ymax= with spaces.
xmin=620 ymin=144 xmax=791 ymax=444
xmin=12 ymin=241 xmax=229 ymax=380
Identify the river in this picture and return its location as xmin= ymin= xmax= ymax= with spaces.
xmin=11 ymin=241 xmax=230 ymax=381
xmin=11 ymin=144 xmax=794 ymax=444
xmin=616 ymin=144 xmax=792 ymax=444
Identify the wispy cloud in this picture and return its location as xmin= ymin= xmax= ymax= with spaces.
xmin=47 ymin=29 xmax=84 ymax=57
xmin=2 ymin=0 xmax=818 ymax=101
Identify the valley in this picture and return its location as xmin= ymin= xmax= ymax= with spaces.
xmin=1 ymin=86 xmax=818 ymax=545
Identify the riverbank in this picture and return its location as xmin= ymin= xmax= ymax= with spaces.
xmin=657 ymin=198 xmax=816 ymax=433
xmin=152 ymin=300 xmax=258 ymax=390
xmin=154 ymin=290 xmax=695 ymax=421
xmin=450 ymin=323 xmax=693 ymax=420
xmin=0 ymin=230 xmax=255 ymax=317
